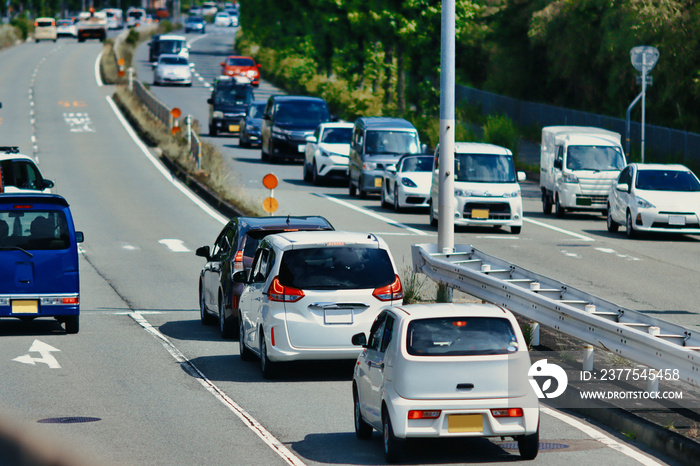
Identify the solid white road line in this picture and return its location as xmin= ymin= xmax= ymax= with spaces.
xmin=524 ymin=217 xmax=595 ymax=241
xmin=541 ymin=407 xmax=663 ymax=465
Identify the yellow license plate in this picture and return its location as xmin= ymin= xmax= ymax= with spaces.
xmin=12 ymin=300 xmax=38 ymax=314
xmin=374 ymin=177 xmax=382 ymax=187
xmin=229 ymin=125 xmax=240 ymax=132
xmin=472 ymin=209 xmax=489 ymax=219
xmin=448 ymin=414 xmax=483 ymax=433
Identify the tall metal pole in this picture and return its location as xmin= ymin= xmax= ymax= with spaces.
xmin=437 ymin=0 xmax=455 ymax=255
xmin=641 ymin=59 xmax=648 ymax=163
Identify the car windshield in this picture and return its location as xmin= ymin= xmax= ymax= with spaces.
xmin=160 ymin=56 xmax=188 ymax=65
xmin=214 ymin=87 xmax=251 ymax=105
xmin=0 ymin=160 xmax=43 ymax=190
xmin=321 ymin=127 xmax=352 ymax=144
xmin=226 ymin=58 xmax=255 ymax=67
xmin=157 ymin=40 xmax=184 ymax=55
xmin=566 ymin=146 xmax=626 ymax=171
xmin=401 ymin=156 xmax=433 ymax=172
xmin=278 ymin=247 xmax=395 ymax=290
xmin=248 ymin=103 xmax=266 ymax=118
xmin=407 ymin=317 xmax=518 ymax=356
xmin=274 ymin=102 xmax=330 ymax=125
xmin=365 ymin=130 xmax=419 ymax=155
xmin=454 ymin=153 xmax=516 ymax=183
xmin=0 ymin=210 xmax=70 ymax=250
xmin=188 ymin=16 xmax=204 ymax=22
xmin=635 ymin=169 xmax=700 ymax=192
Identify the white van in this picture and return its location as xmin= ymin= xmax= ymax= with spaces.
xmin=153 ymin=34 xmax=189 ymax=60
xmin=429 ymin=142 xmax=526 ymax=234
xmin=34 ymin=17 xmax=57 ymax=42
xmin=540 ymin=126 xmax=627 ymax=217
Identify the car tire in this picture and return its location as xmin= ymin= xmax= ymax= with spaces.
xmin=380 ymin=184 xmax=389 ymax=208
xmin=209 ymin=125 xmax=217 ymax=137
xmin=607 ymin=206 xmax=619 ymax=232
xmin=393 ymin=185 xmax=401 ymax=212
xmin=261 ymin=146 xmax=268 ymax=161
xmin=349 ymin=181 xmax=357 ymax=197
xmin=64 ymin=316 xmax=79 ymax=334
xmin=626 ymin=210 xmax=636 ymax=238
xmin=239 ymin=133 xmax=248 ymax=148
xmin=542 ymin=191 xmax=553 ymax=215
xmin=382 ymin=409 xmax=402 ymax=463
xmin=555 ymin=194 xmax=566 ymax=218
xmin=239 ymin=314 xmax=254 ymax=361
xmin=199 ymin=286 xmax=216 ymax=325
xmin=353 ymin=387 xmax=373 ymax=440
xmin=429 ymin=205 xmax=438 ymax=227
xmin=312 ymin=161 xmax=322 ymax=186
xmin=357 ymin=177 xmax=368 ymax=199
xmin=511 ymin=226 xmax=522 ymax=234
xmin=260 ymin=332 xmax=278 ymax=379
xmin=219 ymin=296 xmax=236 ymax=339
xmin=517 ymin=428 xmax=539 ymax=460
xmin=303 ymin=160 xmax=312 ymax=182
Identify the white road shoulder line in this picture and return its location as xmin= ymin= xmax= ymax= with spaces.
xmin=127 ymin=312 xmax=306 ymax=466
xmin=524 ymin=217 xmax=595 ymax=241
xmin=541 ymin=407 xmax=663 ymax=465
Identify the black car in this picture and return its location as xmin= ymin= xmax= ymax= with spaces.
xmin=261 ymin=95 xmax=334 ymax=162
xmin=208 ymin=77 xmax=254 ymax=136
xmin=195 ymin=215 xmax=334 ymax=338
xmin=148 ymin=34 xmax=161 ymax=62
xmin=184 ymin=16 xmax=206 ymax=33
xmin=238 ymin=100 xmax=267 ymax=148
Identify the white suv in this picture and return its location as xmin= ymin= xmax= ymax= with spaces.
xmin=235 ymin=230 xmax=403 ymax=378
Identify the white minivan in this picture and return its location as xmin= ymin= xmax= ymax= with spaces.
xmin=429 ymin=142 xmax=526 ymax=234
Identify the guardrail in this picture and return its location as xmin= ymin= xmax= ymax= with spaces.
xmin=412 ymin=242 xmax=700 ymax=389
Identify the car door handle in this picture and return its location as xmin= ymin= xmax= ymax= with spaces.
xmin=456 ymin=383 xmax=474 ymax=390
xmin=368 ymin=361 xmax=384 ymax=370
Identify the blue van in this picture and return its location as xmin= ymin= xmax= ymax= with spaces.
xmin=0 ymin=194 xmax=84 ymax=333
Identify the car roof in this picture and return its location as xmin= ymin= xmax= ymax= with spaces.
xmin=631 ymin=163 xmax=690 ymax=172
xmin=452 ymin=142 xmax=512 ymax=155
xmin=237 ymin=215 xmax=333 ymax=230
xmin=225 ymin=55 xmax=256 ymax=62
xmin=0 ymin=153 xmax=37 ymax=163
xmin=319 ymin=121 xmax=354 ymax=129
xmin=356 ymin=117 xmax=416 ymax=130
xmin=0 ymin=193 xmax=69 ymax=208
xmin=390 ymin=302 xmax=515 ymax=321
xmin=269 ymin=95 xmax=327 ymax=104
xmin=265 ymin=230 xmax=389 ymax=250
xmin=158 ymin=34 xmax=186 ymax=40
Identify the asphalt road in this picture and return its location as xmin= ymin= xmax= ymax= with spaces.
xmin=0 ymin=26 xmax=691 ymax=466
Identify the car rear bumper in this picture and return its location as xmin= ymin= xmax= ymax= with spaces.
xmin=271 ymin=136 xmax=308 ymax=159
xmin=212 ymin=118 xmax=242 ymax=134
xmin=0 ymin=293 xmax=79 ymax=317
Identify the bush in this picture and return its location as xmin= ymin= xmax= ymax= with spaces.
xmin=482 ymin=114 xmax=520 ymax=156
xmin=0 ymin=24 xmax=21 ymax=49
xmin=10 ymin=16 xmax=31 ymax=40
xmin=125 ymin=29 xmax=139 ymax=46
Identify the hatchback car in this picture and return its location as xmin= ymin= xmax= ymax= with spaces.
xmin=34 ymin=17 xmax=57 ymax=42
xmin=352 ymin=303 xmax=539 ymax=462
xmin=195 ymin=216 xmax=334 ymax=338
xmin=183 ymin=15 xmax=206 ymax=33
xmin=607 ymin=163 xmax=700 ymax=238
xmin=0 ymin=194 xmax=84 ymax=334
xmin=235 ymin=231 xmax=403 ymax=378
xmin=0 ymin=147 xmax=54 ymax=193
xmin=303 ymin=121 xmax=354 ymax=185
xmin=238 ymin=100 xmax=267 ymax=148
xmin=214 ymin=11 xmax=232 ymax=27
xmin=152 ymin=54 xmax=193 ymax=86
xmin=381 ymin=154 xmax=434 ymax=211
xmin=207 ymin=77 xmax=254 ymax=136
xmin=429 ymin=143 xmax=526 ymax=234
xmin=56 ymin=19 xmax=77 ymax=38
xmin=220 ymin=55 xmax=261 ymax=86
xmin=261 ymin=95 xmax=333 ymax=163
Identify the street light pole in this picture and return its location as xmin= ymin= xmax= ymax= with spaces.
xmin=629 ymin=46 xmax=659 ymax=163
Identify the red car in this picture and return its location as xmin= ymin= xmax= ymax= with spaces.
xmin=220 ymin=55 xmax=261 ymax=86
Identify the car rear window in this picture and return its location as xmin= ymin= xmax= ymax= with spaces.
xmin=0 ymin=210 xmax=70 ymax=250
xmin=278 ymin=246 xmax=395 ymax=290
xmin=36 ymin=20 xmax=55 ymax=27
xmin=406 ymin=317 xmax=519 ymax=356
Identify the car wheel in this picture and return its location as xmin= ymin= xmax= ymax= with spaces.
xmin=542 ymin=191 xmax=553 ymax=215
xmin=607 ymin=205 xmax=619 ymax=233
xmin=429 ymin=205 xmax=438 ymax=227
xmin=349 ymin=180 xmax=357 ymax=197
xmin=312 ymin=161 xmax=322 ymax=186
xmin=303 ymin=160 xmax=312 ymax=182
xmin=209 ymin=125 xmax=217 ymax=137
xmin=353 ymin=387 xmax=373 ymax=440
xmin=64 ymin=316 xmax=79 ymax=334
xmin=357 ymin=177 xmax=367 ymax=199
xmin=380 ymin=184 xmax=389 ymax=208
xmin=517 ymin=428 xmax=539 ymax=460
xmin=239 ymin=133 xmax=248 ymax=148
xmin=199 ymin=286 xmax=215 ymax=325
xmin=393 ymin=185 xmax=401 ymax=212
xmin=511 ymin=226 xmax=521 ymax=234
xmin=626 ymin=210 xmax=636 ymax=238
xmin=238 ymin=314 xmax=254 ymax=361
xmin=382 ymin=409 xmax=402 ymax=463
xmin=261 ymin=146 xmax=268 ymax=161
xmin=260 ymin=332 xmax=278 ymax=379
xmin=218 ymin=296 xmax=236 ymax=339
xmin=555 ymin=194 xmax=566 ymax=218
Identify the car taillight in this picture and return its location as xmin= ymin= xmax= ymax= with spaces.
xmin=408 ymin=410 xmax=441 ymax=420
xmin=491 ymin=408 xmax=523 ymax=418
xmin=62 ymin=297 xmax=79 ymax=305
xmin=233 ymin=250 xmax=244 ymax=272
xmin=267 ymin=276 xmax=304 ymax=302
xmin=373 ymin=274 xmax=403 ymax=301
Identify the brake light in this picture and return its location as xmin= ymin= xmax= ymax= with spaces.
xmin=267 ymin=276 xmax=304 ymax=302
xmin=62 ymin=297 xmax=79 ymax=305
xmin=373 ymin=274 xmax=403 ymax=301
xmin=233 ymin=250 xmax=244 ymax=272
xmin=491 ymin=408 xmax=523 ymax=418
xmin=13 ymin=205 xmax=33 ymax=209
xmin=408 ymin=410 xmax=441 ymax=420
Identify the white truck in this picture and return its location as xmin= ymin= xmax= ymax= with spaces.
xmin=539 ymin=126 xmax=627 ymax=217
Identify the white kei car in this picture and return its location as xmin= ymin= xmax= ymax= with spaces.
xmin=381 ymin=154 xmax=433 ymax=212
xmin=0 ymin=148 xmax=54 ymax=193
xmin=352 ymin=303 xmax=540 ymax=463
xmin=607 ymin=163 xmax=700 ymax=237
xmin=303 ymin=122 xmax=354 ymax=185
xmin=234 ymin=230 xmax=403 ymax=378
xmin=152 ymin=54 xmax=194 ymax=86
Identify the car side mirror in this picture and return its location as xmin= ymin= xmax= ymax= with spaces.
xmin=220 ymin=62 xmax=225 ymax=66
xmin=256 ymin=63 xmax=261 ymax=68
xmin=306 ymin=135 xmax=317 ymax=143
xmin=352 ymin=333 xmax=367 ymax=347
xmin=263 ymin=114 xmax=271 ymax=121
xmin=207 ymin=98 xmax=213 ymax=104
xmin=386 ymin=165 xmax=396 ymax=173
xmin=232 ymin=270 xmax=248 ymax=283
xmin=151 ymin=62 xmax=158 ymax=68
xmin=75 ymin=231 xmax=84 ymax=243
xmin=42 ymin=179 xmax=55 ymax=189
xmin=616 ymin=183 xmax=629 ymax=193
xmin=517 ymin=171 xmax=526 ymax=182
xmin=195 ymin=246 xmax=211 ymax=260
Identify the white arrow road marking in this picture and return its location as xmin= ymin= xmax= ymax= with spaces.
xmin=13 ymin=340 xmax=61 ymax=369
xmin=158 ymin=239 xmax=191 ymax=252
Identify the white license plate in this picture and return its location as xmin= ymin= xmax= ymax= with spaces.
xmin=324 ymin=309 xmax=353 ymax=324
xmin=669 ymin=215 xmax=686 ymax=226
xmin=298 ymin=144 xmax=306 ymax=152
